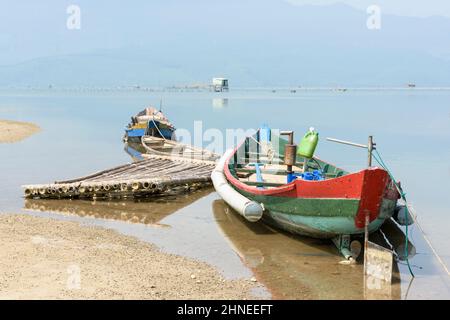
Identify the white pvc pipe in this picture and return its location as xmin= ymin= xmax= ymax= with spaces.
xmin=211 ymin=149 xmax=263 ymax=222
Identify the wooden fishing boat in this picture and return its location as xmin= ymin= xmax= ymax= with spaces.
xmin=138 ymin=136 xmax=219 ymax=162
xmin=124 ymin=136 xmax=219 ymax=162
xmin=123 ymin=107 xmax=218 ymax=162
xmin=212 ymin=128 xmax=401 ymax=260
xmin=123 ymin=107 xmax=176 ymax=142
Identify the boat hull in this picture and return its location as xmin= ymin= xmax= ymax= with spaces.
xmin=124 ymin=124 xmax=174 ymax=141
xmin=248 ymin=194 xmax=397 ymax=238
xmin=224 ymin=143 xmax=400 ymax=239
xmin=124 ymin=107 xmax=176 ymax=142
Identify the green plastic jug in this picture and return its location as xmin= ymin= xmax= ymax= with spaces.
xmin=297 ymin=127 xmax=319 ymax=158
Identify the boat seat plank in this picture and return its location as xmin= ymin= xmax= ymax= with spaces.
xmin=236 ymin=171 xmax=253 ymax=178
xmin=240 ymin=172 xmax=288 ymax=185
xmin=244 ymin=181 xmax=285 ymax=188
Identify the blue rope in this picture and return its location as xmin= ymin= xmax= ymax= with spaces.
xmin=373 ymin=149 xmax=415 ymax=277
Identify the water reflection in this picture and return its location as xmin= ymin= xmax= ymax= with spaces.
xmin=24 ymin=188 xmax=213 ymax=226
xmin=380 ymin=219 xmax=416 ymax=261
xmin=212 ymin=98 xmax=228 ymax=109
xmin=212 ymin=199 xmax=402 ymax=299
xmin=124 ymin=143 xmax=145 ymax=161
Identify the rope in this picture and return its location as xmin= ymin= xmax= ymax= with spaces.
xmin=372 ymin=149 xmax=414 ymax=277
xmin=408 ymin=205 xmax=450 ymax=277
xmin=373 ymin=149 xmax=450 ymax=278
xmin=247 ymin=134 xmax=283 ymax=161
xmin=150 ymin=118 xmax=168 ymax=141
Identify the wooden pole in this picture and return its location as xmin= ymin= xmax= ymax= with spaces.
xmin=256 ymin=130 xmax=260 ymax=163
xmin=364 ymin=211 xmax=370 ymax=276
xmin=368 ymin=136 xmax=373 ymax=168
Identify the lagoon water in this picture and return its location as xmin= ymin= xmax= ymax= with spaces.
xmin=0 ymin=88 xmax=449 ymax=299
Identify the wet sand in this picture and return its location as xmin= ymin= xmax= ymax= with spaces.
xmin=0 ymin=119 xmax=40 ymax=143
xmin=0 ymin=214 xmax=260 ymax=299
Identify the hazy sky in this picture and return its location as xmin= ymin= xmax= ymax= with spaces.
xmin=286 ymin=0 xmax=450 ymax=18
xmin=1 ymin=0 xmax=450 ymax=86
xmin=1 ymin=0 xmax=450 ymax=65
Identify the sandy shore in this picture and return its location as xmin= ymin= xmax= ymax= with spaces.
xmin=0 ymin=120 xmax=40 ymax=143
xmin=0 ymin=214 xmax=260 ymax=299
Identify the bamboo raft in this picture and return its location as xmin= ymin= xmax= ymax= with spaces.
xmin=22 ymin=154 xmax=216 ymax=200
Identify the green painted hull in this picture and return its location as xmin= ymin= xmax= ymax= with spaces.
xmin=240 ymin=191 xmax=397 ymax=238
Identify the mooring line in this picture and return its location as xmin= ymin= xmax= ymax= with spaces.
xmin=373 ymin=149 xmax=415 ymax=277
xmin=404 ymin=277 xmax=415 ymax=300
xmin=408 ymin=205 xmax=450 ymax=277
xmin=374 ymin=149 xmax=450 ymax=278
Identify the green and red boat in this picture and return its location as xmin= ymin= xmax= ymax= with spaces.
xmin=211 ymin=128 xmax=401 ymax=260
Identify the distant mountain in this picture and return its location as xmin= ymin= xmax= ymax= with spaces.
xmin=1 ymin=1 xmax=450 ymax=87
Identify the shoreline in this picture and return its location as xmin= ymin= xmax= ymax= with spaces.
xmin=0 ymin=214 xmax=262 ymax=299
xmin=0 ymin=119 xmax=40 ymax=143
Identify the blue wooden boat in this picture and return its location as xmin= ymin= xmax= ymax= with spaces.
xmin=124 ymin=107 xmax=176 ymax=142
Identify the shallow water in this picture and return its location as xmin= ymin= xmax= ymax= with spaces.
xmin=1 ymin=88 xmax=449 ymax=299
